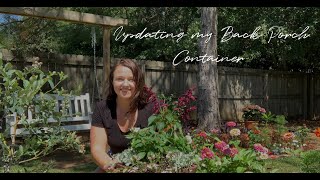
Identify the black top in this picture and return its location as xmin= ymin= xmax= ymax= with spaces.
xmin=91 ymin=99 xmax=154 ymax=154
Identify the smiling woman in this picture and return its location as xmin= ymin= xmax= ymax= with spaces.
xmin=90 ymin=59 xmax=156 ymax=173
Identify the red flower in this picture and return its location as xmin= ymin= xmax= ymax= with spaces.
xmin=198 ymin=131 xmax=207 ymax=139
xmin=201 ymin=147 xmax=214 ymax=159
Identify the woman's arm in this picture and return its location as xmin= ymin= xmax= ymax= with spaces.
xmin=90 ymin=126 xmax=116 ymax=170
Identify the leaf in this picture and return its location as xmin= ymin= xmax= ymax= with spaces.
xmin=236 ymin=167 xmax=246 ymax=173
xmin=48 ymin=79 xmax=54 ymax=89
xmin=23 ymin=80 xmax=30 ymax=88
xmin=165 ymin=113 xmax=175 ymax=122
xmin=18 ymin=145 xmax=24 ymax=155
xmin=15 ymin=70 xmax=24 ymax=80
xmin=137 ymin=152 xmax=146 ymax=160
xmin=148 ymin=115 xmax=157 ymax=126
xmin=156 ymin=122 xmax=165 ymax=131
xmin=7 ymin=70 xmax=15 ymax=77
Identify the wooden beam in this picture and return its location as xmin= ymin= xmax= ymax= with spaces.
xmin=102 ymin=27 xmax=111 ymax=100
xmin=0 ymin=7 xmax=128 ymax=26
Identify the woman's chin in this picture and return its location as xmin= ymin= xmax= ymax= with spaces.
xmin=119 ymin=94 xmax=132 ymax=99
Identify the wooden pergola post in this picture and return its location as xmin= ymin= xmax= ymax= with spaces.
xmin=0 ymin=7 xmax=128 ymax=100
xmin=103 ymin=26 xmax=111 ymax=99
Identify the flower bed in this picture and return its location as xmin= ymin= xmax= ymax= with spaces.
xmin=104 ymin=88 xmax=320 ymax=173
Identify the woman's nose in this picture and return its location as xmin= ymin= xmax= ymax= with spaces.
xmin=122 ymin=79 xmax=129 ymax=86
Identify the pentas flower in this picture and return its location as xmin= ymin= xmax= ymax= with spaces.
xmin=226 ymin=121 xmax=236 ymax=127
xmin=152 ymin=99 xmax=169 ymax=114
xmin=214 ymin=141 xmax=228 ymax=151
xmin=170 ymin=87 xmax=197 ymax=122
xmin=314 ymin=127 xmax=320 ymax=137
xmin=143 ymin=85 xmax=157 ymax=103
xmin=201 ymin=147 xmax=215 ymax=159
xmin=229 ymin=128 xmax=241 ymax=137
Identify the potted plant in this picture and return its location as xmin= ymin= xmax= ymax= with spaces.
xmin=242 ymin=104 xmax=266 ymax=130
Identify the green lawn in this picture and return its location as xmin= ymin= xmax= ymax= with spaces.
xmin=264 ymin=156 xmax=303 ymax=173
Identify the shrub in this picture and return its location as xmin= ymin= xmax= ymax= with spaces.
xmin=0 ymin=56 xmax=85 ymax=172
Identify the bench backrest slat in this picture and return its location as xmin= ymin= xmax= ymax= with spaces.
xmin=6 ymin=93 xmax=92 ymax=136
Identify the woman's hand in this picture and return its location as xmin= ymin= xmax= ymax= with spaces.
xmin=103 ymin=159 xmax=125 ymax=172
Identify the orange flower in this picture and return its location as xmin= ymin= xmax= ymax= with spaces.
xmin=314 ymin=128 xmax=320 ymax=137
xmin=282 ymin=132 xmax=295 ymax=141
xmin=253 ymin=129 xmax=261 ymax=134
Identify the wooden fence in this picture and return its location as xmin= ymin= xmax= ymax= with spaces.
xmin=1 ymin=49 xmax=319 ymax=121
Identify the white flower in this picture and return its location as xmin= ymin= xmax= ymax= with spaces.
xmin=215 ymin=160 xmax=222 ymax=166
xmin=185 ymin=134 xmax=193 ymax=144
xmin=259 ymin=153 xmax=269 ymax=160
xmin=131 ymin=127 xmax=141 ymax=133
xmin=230 ymin=128 xmax=241 ymax=137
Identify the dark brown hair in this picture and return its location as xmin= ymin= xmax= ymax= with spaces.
xmin=106 ymin=59 xmax=148 ymax=112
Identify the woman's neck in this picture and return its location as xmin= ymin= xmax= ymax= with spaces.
xmin=116 ymin=97 xmax=131 ymax=112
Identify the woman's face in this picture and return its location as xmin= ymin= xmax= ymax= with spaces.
xmin=113 ymin=65 xmax=136 ymax=100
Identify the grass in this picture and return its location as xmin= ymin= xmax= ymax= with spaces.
xmin=264 ymin=156 xmax=304 ymax=173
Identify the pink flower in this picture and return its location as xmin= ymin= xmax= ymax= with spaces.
xmin=259 ymin=108 xmax=266 ymax=113
xmin=201 ymin=147 xmax=215 ymax=159
xmin=214 ymin=141 xmax=228 ymax=151
xmin=253 ymin=143 xmax=269 ymax=154
xmin=223 ymin=147 xmax=231 ymax=155
xmin=226 ymin=121 xmax=236 ymax=127
xmin=230 ymin=148 xmax=238 ymax=157
xmin=210 ymin=128 xmax=220 ymax=134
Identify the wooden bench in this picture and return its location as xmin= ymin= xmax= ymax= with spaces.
xmin=5 ymin=93 xmax=92 ymax=137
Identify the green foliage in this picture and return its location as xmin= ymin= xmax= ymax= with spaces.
xmin=124 ymin=97 xmax=193 ymax=163
xmin=0 ymin=56 xmax=85 ymax=172
xmin=301 ymin=150 xmax=320 ymax=173
xmin=112 ymin=91 xmax=196 ymax=172
xmin=197 ymin=149 xmax=265 ymax=173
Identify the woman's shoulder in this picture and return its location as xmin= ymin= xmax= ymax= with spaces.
xmin=94 ymin=100 xmax=106 ymax=109
xmin=94 ymin=99 xmax=114 ymax=111
xmin=142 ymin=100 xmax=156 ymax=114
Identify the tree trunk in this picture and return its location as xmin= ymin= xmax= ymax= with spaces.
xmin=197 ymin=7 xmax=221 ymax=131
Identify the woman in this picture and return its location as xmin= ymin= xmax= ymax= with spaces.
xmin=90 ymin=59 xmax=155 ymax=172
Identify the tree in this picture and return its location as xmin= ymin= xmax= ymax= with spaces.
xmin=197 ymin=7 xmax=221 ymax=131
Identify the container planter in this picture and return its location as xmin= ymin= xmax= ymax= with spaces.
xmin=244 ymin=120 xmax=259 ymax=130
